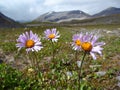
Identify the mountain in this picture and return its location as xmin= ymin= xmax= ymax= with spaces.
xmin=61 ymin=14 xmax=120 ymax=25
xmin=60 ymin=7 xmax=120 ymax=25
xmin=31 ymin=7 xmax=120 ymax=25
xmin=0 ymin=12 xmax=22 ymax=28
xmin=93 ymin=7 xmax=120 ymax=17
xmin=34 ymin=10 xmax=90 ymax=22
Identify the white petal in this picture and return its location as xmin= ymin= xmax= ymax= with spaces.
xmin=90 ymin=52 xmax=97 ymax=60
xmin=52 ymin=38 xmax=58 ymax=42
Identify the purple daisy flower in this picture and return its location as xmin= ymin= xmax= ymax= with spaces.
xmin=81 ymin=33 xmax=105 ymax=60
xmin=16 ymin=30 xmax=43 ymax=53
xmin=44 ymin=28 xmax=60 ymax=42
xmin=72 ymin=33 xmax=83 ymax=50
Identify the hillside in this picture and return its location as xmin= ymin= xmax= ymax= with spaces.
xmin=61 ymin=14 xmax=120 ymax=25
xmin=93 ymin=7 xmax=120 ymax=17
xmin=0 ymin=12 xmax=22 ymax=28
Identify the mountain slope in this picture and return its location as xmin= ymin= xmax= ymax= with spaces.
xmin=61 ymin=14 xmax=120 ymax=25
xmin=0 ymin=12 xmax=21 ymax=28
xmin=93 ymin=7 xmax=120 ymax=17
xmin=34 ymin=10 xmax=90 ymax=22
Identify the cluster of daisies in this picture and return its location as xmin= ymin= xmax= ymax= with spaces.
xmin=72 ymin=32 xmax=105 ymax=60
xmin=16 ymin=28 xmax=105 ymax=60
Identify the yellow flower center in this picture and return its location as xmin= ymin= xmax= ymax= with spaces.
xmin=48 ymin=34 xmax=55 ymax=39
xmin=75 ymin=40 xmax=81 ymax=46
xmin=26 ymin=40 xmax=35 ymax=48
xmin=81 ymin=42 xmax=92 ymax=52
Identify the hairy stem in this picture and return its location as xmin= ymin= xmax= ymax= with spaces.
xmin=51 ymin=40 xmax=55 ymax=61
xmin=78 ymin=52 xmax=87 ymax=90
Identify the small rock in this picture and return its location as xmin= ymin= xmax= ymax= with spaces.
xmin=106 ymin=31 xmax=113 ymax=34
xmin=66 ymin=71 xmax=72 ymax=77
xmin=0 ymin=48 xmax=3 ymax=53
xmin=0 ymin=50 xmax=6 ymax=63
xmin=116 ymin=76 xmax=120 ymax=81
xmin=5 ymin=55 xmax=14 ymax=63
xmin=28 ymin=68 xmax=34 ymax=73
xmin=51 ymin=69 xmax=55 ymax=73
xmin=0 ymin=59 xmax=3 ymax=64
xmin=66 ymin=71 xmax=72 ymax=80
xmin=96 ymin=71 xmax=106 ymax=76
xmin=76 ymin=61 xmax=81 ymax=68
xmin=117 ymin=28 xmax=120 ymax=30
xmin=89 ymin=65 xmax=102 ymax=68
xmin=117 ymin=82 xmax=120 ymax=87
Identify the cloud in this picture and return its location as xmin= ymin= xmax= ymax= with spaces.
xmin=43 ymin=0 xmax=64 ymax=6
xmin=0 ymin=0 xmax=120 ymax=21
xmin=43 ymin=0 xmax=120 ymax=14
xmin=0 ymin=0 xmax=43 ymax=21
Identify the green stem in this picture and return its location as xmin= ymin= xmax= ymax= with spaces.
xmin=28 ymin=52 xmax=34 ymax=68
xmin=78 ymin=52 xmax=87 ymax=90
xmin=75 ymin=50 xmax=78 ymax=61
xmin=51 ymin=40 xmax=55 ymax=61
xmin=33 ymin=52 xmax=40 ymax=72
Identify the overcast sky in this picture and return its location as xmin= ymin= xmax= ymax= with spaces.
xmin=0 ymin=0 xmax=120 ymax=21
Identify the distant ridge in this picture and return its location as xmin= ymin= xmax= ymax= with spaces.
xmin=93 ymin=7 xmax=120 ymax=17
xmin=61 ymin=14 xmax=120 ymax=25
xmin=32 ymin=7 xmax=120 ymax=23
xmin=34 ymin=10 xmax=90 ymax=22
xmin=0 ymin=12 xmax=22 ymax=28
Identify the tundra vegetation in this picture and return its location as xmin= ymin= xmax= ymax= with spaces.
xmin=0 ymin=24 xmax=120 ymax=90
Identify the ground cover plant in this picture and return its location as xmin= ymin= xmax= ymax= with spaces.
xmin=0 ymin=24 xmax=120 ymax=89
